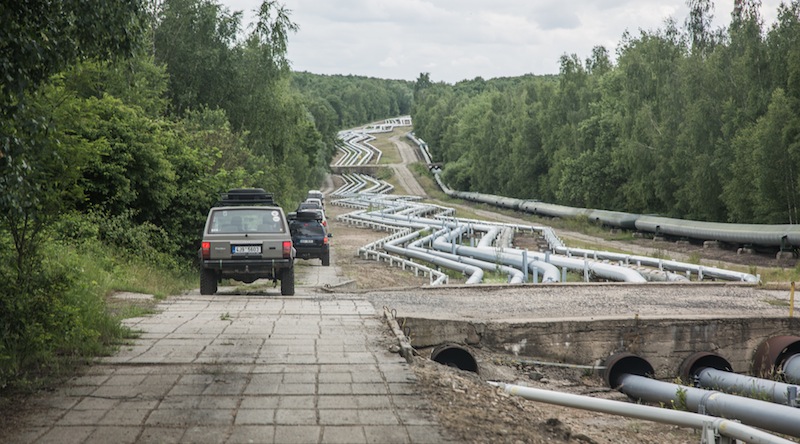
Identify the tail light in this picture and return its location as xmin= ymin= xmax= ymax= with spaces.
xmin=282 ymin=240 xmax=292 ymax=258
xmin=323 ymin=236 xmax=329 ymax=245
xmin=201 ymin=241 xmax=210 ymax=259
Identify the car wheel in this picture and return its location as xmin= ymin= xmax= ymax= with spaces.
xmin=280 ymin=267 xmax=295 ymax=295
xmin=200 ymin=268 xmax=217 ymax=295
xmin=322 ymin=251 xmax=330 ymax=266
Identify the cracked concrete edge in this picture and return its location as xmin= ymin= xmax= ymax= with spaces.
xmin=383 ymin=307 xmax=415 ymax=364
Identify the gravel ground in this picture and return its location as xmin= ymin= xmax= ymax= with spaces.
xmin=359 ymin=283 xmax=791 ymax=322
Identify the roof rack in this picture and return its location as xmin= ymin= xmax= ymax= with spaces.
xmin=295 ymin=209 xmax=323 ymax=221
xmin=215 ymin=188 xmax=275 ymax=206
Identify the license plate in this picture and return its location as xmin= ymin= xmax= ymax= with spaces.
xmin=232 ymin=245 xmax=261 ymax=254
xmin=299 ymin=239 xmax=314 ymax=244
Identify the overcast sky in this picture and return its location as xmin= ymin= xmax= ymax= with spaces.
xmin=220 ymin=0 xmax=784 ymax=84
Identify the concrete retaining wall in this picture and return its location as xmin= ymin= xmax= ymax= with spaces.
xmin=405 ymin=316 xmax=800 ymax=379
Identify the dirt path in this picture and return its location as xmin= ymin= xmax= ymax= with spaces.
xmin=386 ymin=135 xmax=426 ymax=196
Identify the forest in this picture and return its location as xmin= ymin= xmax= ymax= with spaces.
xmin=0 ymin=0 xmax=411 ymax=391
xmin=413 ymin=0 xmax=800 ymax=225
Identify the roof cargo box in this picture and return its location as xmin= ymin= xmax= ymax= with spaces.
xmin=216 ymin=188 xmax=275 ymax=206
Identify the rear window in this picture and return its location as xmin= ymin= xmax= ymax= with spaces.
xmin=298 ymin=202 xmax=322 ymax=210
xmin=290 ymin=221 xmax=325 ymax=237
xmin=208 ymin=208 xmax=284 ymax=233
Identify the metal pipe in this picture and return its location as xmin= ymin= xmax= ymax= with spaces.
xmin=695 ymin=367 xmax=800 ymax=406
xmin=432 ymin=239 xmax=561 ymax=283
xmin=617 ymin=373 xmax=800 ymax=437
xmin=477 ymin=226 xmax=499 ymax=248
xmin=427 ymin=227 xmax=524 ymax=283
xmin=488 ymin=382 xmax=795 ymax=444
xmin=786 ymin=354 xmax=800 ymax=385
xmin=383 ymin=228 xmax=484 ymax=284
xmin=412 ymin=244 xmax=524 ymax=284
xmin=481 ymin=246 xmax=647 ymax=283
xmin=555 ymin=245 xmax=759 ymax=283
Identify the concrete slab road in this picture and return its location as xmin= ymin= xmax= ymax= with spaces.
xmin=2 ymin=269 xmax=453 ymax=443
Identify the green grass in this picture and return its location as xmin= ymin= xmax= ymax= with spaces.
xmin=368 ymin=127 xmax=410 ymax=165
xmin=372 ymin=135 xmax=402 ymax=164
xmin=0 ymin=237 xmax=197 ymax=394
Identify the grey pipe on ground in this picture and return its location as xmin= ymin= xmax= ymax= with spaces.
xmin=488 ymin=382 xmax=795 ymax=444
xmin=695 ymin=367 xmax=800 ymax=406
xmin=786 ymin=354 xmax=800 ymax=384
xmin=617 ymin=373 xmax=800 ymax=438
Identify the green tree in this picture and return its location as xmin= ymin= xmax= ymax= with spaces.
xmin=153 ymin=0 xmax=241 ymax=116
xmin=724 ymin=88 xmax=800 ymax=223
xmin=1 ymin=0 xmax=147 ymax=389
xmin=1 ymin=0 xmax=147 ymax=290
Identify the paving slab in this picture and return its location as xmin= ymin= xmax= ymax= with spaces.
xmin=1 ymin=286 xmax=454 ymax=443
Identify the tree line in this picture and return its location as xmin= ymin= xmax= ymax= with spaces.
xmin=292 ymin=72 xmax=414 ymax=130
xmin=0 ymin=0 xmax=411 ymax=390
xmin=413 ymin=0 xmax=800 ymax=225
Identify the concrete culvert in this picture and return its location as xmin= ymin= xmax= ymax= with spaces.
xmin=678 ymin=351 xmax=732 ymax=383
xmin=603 ymin=352 xmax=654 ymax=389
xmin=430 ymin=344 xmax=479 ymax=374
xmin=753 ymin=335 xmax=800 ymax=383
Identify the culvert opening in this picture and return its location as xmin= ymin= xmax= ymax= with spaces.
xmin=430 ymin=344 xmax=479 ymax=374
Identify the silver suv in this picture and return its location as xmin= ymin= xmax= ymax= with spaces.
xmin=199 ymin=189 xmax=295 ymax=295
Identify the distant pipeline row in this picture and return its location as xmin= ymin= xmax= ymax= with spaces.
xmin=446 ymin=189 xmax=800 ymax=251
xmin=406 ymin=133 xmax=800 ymax=251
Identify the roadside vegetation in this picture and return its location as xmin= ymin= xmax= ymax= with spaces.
xmin=0 ymin=0 xmax=410 ymax=393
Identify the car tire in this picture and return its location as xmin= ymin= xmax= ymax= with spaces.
xmin=200 ymin=268 xmax=218 ymax=295
xmin=322 ymin=251 xmax=330 ymax=266
xmin=280 ymin=267 xmax=295 ymax=296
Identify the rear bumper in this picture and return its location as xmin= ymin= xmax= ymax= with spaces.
xmin=295 ymin=246 xmax=329 ymax=260
xmin=202 ymin=258 xmax=293 ymax=274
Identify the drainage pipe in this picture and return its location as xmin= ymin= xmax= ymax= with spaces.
xmin=753 ymin=336 xmax=800 ymax=384
xmin=606 ymin=353 xmax=800 ymax=438
xmin=680 ymin=352 xmax=800 ymax=407
xmin=488 ymin=382 xmax=795 ymax=444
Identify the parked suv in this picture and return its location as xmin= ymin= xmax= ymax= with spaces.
xmin=289 ymin=210 xmax=331 ymax=266
xmin=199 ymin=188 xmax=295 ymax=295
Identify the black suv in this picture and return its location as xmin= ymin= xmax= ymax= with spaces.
xmin=289 ymin=210 xmax=331 ymax=266
xmin=199 ymin=188 xmax=295 ymax=295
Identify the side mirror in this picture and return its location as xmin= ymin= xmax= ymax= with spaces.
xmin=328 ymin=233 xmax=333 ymax=238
